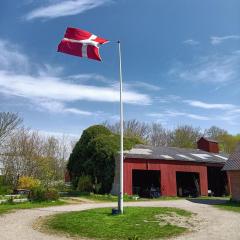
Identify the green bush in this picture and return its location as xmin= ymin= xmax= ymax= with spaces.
xmin=128 ymin=236 xmax=140 ymax=240
xmin=77 ymin=175 xmax=93 ymax=192
xmin=30 ymin=187 xmax=59 ymax=201
xmin=44 ymin=189 xmax=59 ymax=201
xmin=49 ymin=181 xmax=71 ymax=192
xmin=7 ymin=196 xmax=14 ymax=204
xmin=0 ymin=176 xmax=12 ymax=195
xmin=0 ymin=185 xmax=12 ymax=195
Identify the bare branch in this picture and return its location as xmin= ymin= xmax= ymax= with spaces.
xmin=0 ymin=112 xmax=22 ymax=145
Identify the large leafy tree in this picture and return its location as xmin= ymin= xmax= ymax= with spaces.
xmin=67 ymin=125 xmax=111 ymax=181
xmin=67 ymin=125 xmax=141 ymax=193
xmin=170 ymin=125 xmax=201 ymax=149
xmin=205 ymin=126 xmax=240 ymax=153
xmin=204 ymin=126 xmax=228 ymax=140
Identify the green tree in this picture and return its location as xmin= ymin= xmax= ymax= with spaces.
xmin=67 ymin=125 xmax=141 ymax=193
xmin=67 ymin=125 xmax=112 ymax=185
xmin=88 ymin=134 xmax=140 ymax=193
xmin=218 ymin=134 xmax=240 ymax=154
xmin=170 ymin=125 xmax=201 ymax=149
xmin=204 ymin=126 xmax=228 ymax=140
xmin=103 ymin=119 xmax=149 ymax=142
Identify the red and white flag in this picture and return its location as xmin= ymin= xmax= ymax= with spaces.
xmin=58 ymin=27 xmax=108 ymax=61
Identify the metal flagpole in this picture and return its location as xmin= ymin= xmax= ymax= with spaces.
xmin=117 ymin=40 xmax=124 ymax=214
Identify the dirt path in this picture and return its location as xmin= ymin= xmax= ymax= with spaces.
xmin=0 ymin=200 xmax=239 ymax=240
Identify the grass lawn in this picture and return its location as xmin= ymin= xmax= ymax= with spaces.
xmin=65 ymin=193 xmax=181 ymax=202
xmin=187 ymin=196 xmax=240 ymax=213
xmin=193 ymin=196 xmax=230 ymax=200
xmin=43 ymin=207 xmax=192 ymax=240
xmin=215 ymin=201 xmax=240 ymax=213
xmin=0 ymin=200 xmax=66 ymax=215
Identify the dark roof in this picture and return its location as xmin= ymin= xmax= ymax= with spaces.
xmin=222 ymin=152 xmax=240 ymax=171
xmin=198 ymin=137 xmax=218 ymax=143
xmin=124 ymin=144 xmax=228 ymax=164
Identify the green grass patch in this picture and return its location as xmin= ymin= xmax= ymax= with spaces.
xmin=44 ymin=207 xmax=192 ymax=240
xmin=193 ymin=196 xmax=230 ymax=201
xmin=0 ymin=200 xmax=65 ymax=215
xmin=64 ymin=192 xmax=181 ymax=202
xmin=215 ymin=201 xmax=240 ymax=213
xmin=79 ymin=193 xmax=139 ymax=202
xmin=187 ymin=196 xmax=240 ymax=213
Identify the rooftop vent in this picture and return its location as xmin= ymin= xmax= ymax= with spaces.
xmin=197 ymin=137 xmax=219 ymax=153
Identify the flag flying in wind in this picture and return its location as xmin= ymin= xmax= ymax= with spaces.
xmin=58 ymin=27 xmax=108 ymax=61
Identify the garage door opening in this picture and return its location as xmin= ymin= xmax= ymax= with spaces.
xmin=176 ymin=172 xmax=200 ymax=197
xmin=132 ymin=170 xmax=160 ymax=198
xmin=207 ymin=166 xmax=228 ymax=196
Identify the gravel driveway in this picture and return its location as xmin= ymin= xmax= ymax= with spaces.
xmin=0 ymin=199 xmax=239 ymax=240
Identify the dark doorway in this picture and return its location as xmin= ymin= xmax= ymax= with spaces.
xmin=207 ymin=167 xmax=228 ymax=196
xmin=176 ymin=172 xmax=200 ymax=197
xmin=132 ymin=170 xmax=160 ymax=198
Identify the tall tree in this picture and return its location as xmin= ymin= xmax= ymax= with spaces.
xmin=104 ymin=119 xmax=150 ymax=141
xmin=218 ymin=134 xmax=240 ymax=154
xmin=204 ymin=126 xmax=228 ymax=140
xmin=2 ymin=128 xmax=68 ymax=187
xmin=148 ymin=123 xmax=171 ymax=147
xmin=170 ymin=125 xmax=201 ymax=149
xmin=67 ymin=125 xmax=141 ymax=192
xmin=0 ymin=112 xmax=22 ymax=146
xmin=67 ymin=125 xmax=112 ymax=184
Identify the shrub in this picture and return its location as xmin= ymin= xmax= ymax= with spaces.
xmin=30 ymin=187 xmax=59 ymax=201
xmin=43 ymin=188 xmax=59 ymax=201
xmin=0 ymin=185 xmax=12 ymax=195
xmin=0 ymin=176 xmax=12 ymax=195
xmin=77 ymin=175 xmax=93 ymax=192
xmin=18 ymin=176 xmax=41 ymax=190
xmin=128 ymin=236 xmax=140 ymax=240
xmin=47 ymin=181 xmax=71 ymax=192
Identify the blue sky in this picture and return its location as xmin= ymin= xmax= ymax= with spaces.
xmin=0 ymin=0 xmax=240 ymax=137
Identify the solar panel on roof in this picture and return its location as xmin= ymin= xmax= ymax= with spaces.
xmin=177 ymin=154 xmax=195 ymax=161
xmin=214 ymin=155 xmax=228 ymax=160
xmin=191 ymin=154 xmax=211 ymax=160
xmin=160 ymin=155 xmax=173 ymax=159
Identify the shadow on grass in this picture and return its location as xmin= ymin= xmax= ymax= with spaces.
xmin=186 ymin=198 xmax=229 ymax=205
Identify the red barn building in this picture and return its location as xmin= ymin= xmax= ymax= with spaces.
xmin=223 ymin=146 xmax=240 ymax=201
xmin=112 ymin=138 xmax=229 ymax=197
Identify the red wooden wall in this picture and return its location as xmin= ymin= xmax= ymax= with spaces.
xmin=227 ymin=171 xmax=240 ymax=201
xmin=123 ymin=158 xmax=208 ymax=196
xmin=197 ymin=137 xmax=219 ymax=153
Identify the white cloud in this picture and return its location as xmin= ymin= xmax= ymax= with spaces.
xmin=25 ymin=0 xmax=111 ymax=20
xmin=218 ymin=109 xmax=240 ymax=125
xmin=68 ymin=73 xmax=110 ymax=84
xmin=148 ymin=110 xmax=210 ymax=121
xmin=183 ymin=99 xmax=240 ymax=125
xmin=126 ymin=81 xmax=161 ymax=91
xmin=0 ymin=39 xmax=151 ymax=116
xmin=154 ymin=95 xmax=182 ymax=103
xmin=169 ymin=52 xmax=240 ymax=84
xmin=0 ymin=40 xmax=29 ymax=73
xmin=210 ymin=35 xmax=240 ymax=45
xmin=183 ymin=39 xmax=199 ymax=46
xmin=0 ymin=71 xmax=150 ymax=105
xmin=184 ymin=100 xmax=236 ymax=110
xmin=37 ymin=100 xmax=93 ymax=115
xmin=35 ymin=129 xmax=79 ymax=139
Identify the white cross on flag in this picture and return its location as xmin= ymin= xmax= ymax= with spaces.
xmin=58 ymin=27 xmax=108 ymax=61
